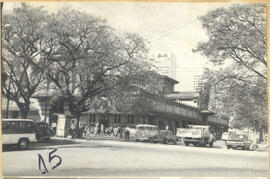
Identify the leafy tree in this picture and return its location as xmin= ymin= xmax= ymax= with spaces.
xmin=2 ymin=3 xmax=52 ymax=118
xmin=194 ymin=4 xmax=267 ymax=141
xmin=194 ymin=4 xmax=266 ymax=79
xmin=44 ymin=8 xmax=149 ymax=134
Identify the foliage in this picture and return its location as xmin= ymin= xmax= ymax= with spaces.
xmin=194 ymin=4 xmax=266 ymax=79
xmin=3 ymin=3 xmax=153 ymax=125
xmin=39 ymin=7 xmax=151 ymax=134
xmin=2 ymin=3 xmax=52 ymax=118
xmin=195 ymin=4 xmax=267 ymax=132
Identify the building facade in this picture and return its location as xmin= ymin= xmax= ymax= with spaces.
xmin=1 ymin=97 xmax=41 ymax=121
xmin=80 ymin=75 xmax=229 ymax=136
xmin=151 ymin=53 xmax=177 ymax=80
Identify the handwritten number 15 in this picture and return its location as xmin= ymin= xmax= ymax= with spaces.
xmin=49 ymin=148 xmax=62 ymax=169
xmin=38 ymin=154 xmax=49 ymax=174
xmin=38 ymin=148 xmax=62 ymax=174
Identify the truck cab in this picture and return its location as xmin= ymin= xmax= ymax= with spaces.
xmin=176 ymin=125 xmax=215 ymax=147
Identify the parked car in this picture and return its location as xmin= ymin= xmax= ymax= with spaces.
xmin=225 ymin=131 xmax=251 ymax=150
xmin=149 ymin=130 xmax=177 ymax=144
xmin=34 ymin=122 xmax=52 ymax=142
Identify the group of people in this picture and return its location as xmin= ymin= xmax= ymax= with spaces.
xmin=78 ymin=123 xmax=131 ymax=141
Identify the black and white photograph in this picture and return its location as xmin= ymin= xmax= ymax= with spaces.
xmin=1 ymin=1 xmax=268 ymax=178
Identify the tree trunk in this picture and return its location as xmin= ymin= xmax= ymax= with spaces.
xmin=259 ymin=125 xmax=264 ymax=143
xmin=21 ymin=110 xmax=29 ymax=119
xmin=75 ymin=114 xmax=81 ymax=138
xmin=17 ymin=101 xmax=30 ymax=119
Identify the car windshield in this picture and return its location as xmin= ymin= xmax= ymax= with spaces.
xmin=228 ymin=133 xmax=248 ymax=141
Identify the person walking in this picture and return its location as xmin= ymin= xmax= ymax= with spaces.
xmin=101 ymin=124 xmax=104 ymax=135
xmin=110 ymin=126 xmax=115 ymax=136
xmin=115 ymin=126 xmax=120 ymax=137
xmin=85 ymin=124 xmax=91 ymax=140
xmin=70 ymin=120 xmax=76 ymax=139
xmin=125 ymin=128 xmax=130 ymax=141
xmin=119 ymin=126 xmax=123 ymax=139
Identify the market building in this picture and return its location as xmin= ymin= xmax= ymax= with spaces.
xmin=80 ymin=74 xmax=229 ymax=136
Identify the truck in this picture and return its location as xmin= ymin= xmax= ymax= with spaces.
xmin=176 ymin=125 xmax=215 ymax=147
xmin=225 ymin=130 xmax=252 ymax=150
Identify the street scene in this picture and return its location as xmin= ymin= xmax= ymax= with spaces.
xmin=1 ymin=1 xmax=268 ymax=178
xmin=2 ymin=137 xmax=268 ymax=177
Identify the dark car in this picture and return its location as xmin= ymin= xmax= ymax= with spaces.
xmin=34 ymin=122 xmax=52 ymax=142
xmin=149 ymin=130 xmax=177 ymax=144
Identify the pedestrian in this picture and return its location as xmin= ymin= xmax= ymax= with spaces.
xmin=101 ymin=124 xmax=104 ymax=135
xmin=97 ymin=123 xmax=101 ymax=135
xmin=119 ymin=126 xmax=123 ymax=139
xmin=111 ymin=126 xmax=115 ymax=136
xmin=85 ymin=124 xmax=91 ymax=140
xmin=95 ymin=123 xmax=99 ymax=135
xmin=125 ymin=128 xmax=130 ymax=141
xmin=115 ymin=126 xmax=120 ymax=137
xmin=70 ymin=120 xmax=76 ymax=139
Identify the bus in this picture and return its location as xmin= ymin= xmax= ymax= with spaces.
xmin=2 ymin=119 xmax=37 ymax=150
xmin=135 ymin=124 xmax=158 ymax=142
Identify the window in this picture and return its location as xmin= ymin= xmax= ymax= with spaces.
xmin=2 ymin=121 xmax=8 ymax=132
xmin=93 ymin=114 xmax=96 ymax=123
xmin=17 ymin=121 xmax=34 ymax=133
xmin=2 ymin=121 xmax=34 ymax=134
xmin=118 ymin=115 xmax=121 ymax=123
xmin=114 ymin=115 xmax=117 ymax=123
xmin=127 ymin=115 xmax=133 ymax=123
xmin=131 ymin=115 xmax=134 ymax=124
xmin=8 ymin=121 xmax=17 ymax=132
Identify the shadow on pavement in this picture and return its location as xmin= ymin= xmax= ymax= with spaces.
xmin=2 ymin=138 xmax=123 ymax=152
xmin=2 ymin=138 xmax=79 ymax=152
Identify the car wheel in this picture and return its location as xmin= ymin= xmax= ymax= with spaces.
xmin=227 ymin=145 xmax=231 ymax=149
xmin=184 ymin=142 xmax=189 ymax=146
xmin=18 ymin=138 xmax=29 ymax=150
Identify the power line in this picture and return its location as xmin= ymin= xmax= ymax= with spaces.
xmin=149 ymin=18 xmax=198 ymax=42
xmin=144 ymin=15 xmax=191 ymax=40
xmin=143 ymin=15 xmax=189 ymax=38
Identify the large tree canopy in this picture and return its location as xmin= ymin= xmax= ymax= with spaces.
xmin=194 ymin=4 xmax=267 ymax=135
xmin=2 ymin=3 xmax=52 ymax=118
xmin=2 ymin=3 xmax=152 ymax=127
xmin=194 ymin=4 xmax=266 ymax=79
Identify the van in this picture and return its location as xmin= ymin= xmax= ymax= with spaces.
xmin=135 ymin=124 xmax=158 ymax=142
xmin=2 ymin=119 xmax=37 ymax=150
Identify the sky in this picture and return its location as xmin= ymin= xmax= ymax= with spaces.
xmin=3 ymin=2 xmax=234 ymax=91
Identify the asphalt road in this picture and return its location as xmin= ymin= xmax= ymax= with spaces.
xmin=2 ymin=139 xmax=268 ymax=177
